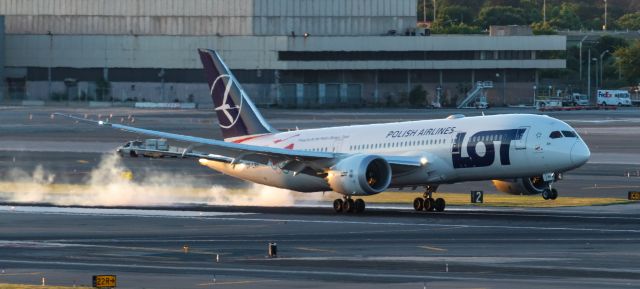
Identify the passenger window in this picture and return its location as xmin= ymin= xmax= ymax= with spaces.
xmin=549 ymin=131 xmax=563 ymax=139
xmin=561 ymin=131 xmax=577 ymax=138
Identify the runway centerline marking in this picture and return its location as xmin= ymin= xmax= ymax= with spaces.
xmin=197 ymin=280 xmax=276 ymax=286
xmin=295 ymin=247 xmax=336 ymax=253
xmin=418 ymin=245 xmax=448 ymax=252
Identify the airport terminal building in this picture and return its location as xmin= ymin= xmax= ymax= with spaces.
xmin=0 ymin=0 xmax=566 ymax=107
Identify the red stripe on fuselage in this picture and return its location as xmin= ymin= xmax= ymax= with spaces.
xmin=231 ymin=134 xmax=271 ymax=144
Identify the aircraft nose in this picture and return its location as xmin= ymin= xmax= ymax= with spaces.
xmin=570 ymin=141 xmax=590 ymax=166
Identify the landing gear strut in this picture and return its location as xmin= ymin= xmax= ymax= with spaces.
xmin=542 ymin=187 xmax=558 ymax=200
xmin=333 ymin=197 xmax=366 ymax=213
xmin=413 ymin=185 xmax=446 ymax=212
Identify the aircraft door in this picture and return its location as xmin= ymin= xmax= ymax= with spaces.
xmin=515 ymin=126 xmax=529 ymax=150
xmin=332 ymin=137 xmax=344 ymax=153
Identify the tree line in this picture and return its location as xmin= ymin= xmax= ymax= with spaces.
xmin=415 ymin=1 xmax=640 ymax=87
xmin=417 ymin=0 xmax=640 ymax=34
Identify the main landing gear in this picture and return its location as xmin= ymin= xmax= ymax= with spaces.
xmin=542 ymin=187 xmax=558 ymax=200
xmin=413 ymin=185 xmax=446 ymax=212
xmin=333 ymin=197 xmax=366 ymax=214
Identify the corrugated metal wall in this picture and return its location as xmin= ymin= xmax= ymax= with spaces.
xmin=0 ymin=0 xmax=254 ymax=16
xmin=0 ymin=16 xmax=5 ymax=100
xmin=1 ymin=0 xmax=416 ymax=36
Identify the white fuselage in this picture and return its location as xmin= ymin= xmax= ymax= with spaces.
xmin=199 ymin=114 xmax=589 ymax=194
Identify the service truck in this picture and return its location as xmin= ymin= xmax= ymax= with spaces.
xmin=117 ymin=139 xmax=174 ymax=158
xmin=597 ymin=90 xmax=632 ymax=106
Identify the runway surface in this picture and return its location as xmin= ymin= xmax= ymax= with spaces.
xmin=1 ymin=204 xmax=640 ymax=289
xmin=1 ymin=106 xmax=640 ymax=288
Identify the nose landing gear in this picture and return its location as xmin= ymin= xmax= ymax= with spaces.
xmin=333 ymin=197 xmax=366 ymax=213
xmin=413 ymin=185 xmax=446 ymax=212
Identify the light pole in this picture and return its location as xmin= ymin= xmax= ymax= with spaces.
xmin=600 ymin=50 xmax=610 ymax=89
xmin=587 ymin=49 xmax=592 ymax=104
xmin=594 ymin=57 xmax=599 ymax=90
xmin=433 ymin=0 xmax=437 ymax=23
xmin=533 ymin=85 xmax=537 ymax=106
xmin=543 ymin=0 xmax=547 ymax=24
xmin=579 ymin=35 xmax=588 ymax=81
xmin=593 ymin=57 xmax=598 ymax=93
xmin=603 ymin=0 xmax=608 ymax=31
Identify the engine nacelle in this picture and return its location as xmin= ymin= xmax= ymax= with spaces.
xmin=327 ymin=154 xmax=392 ymax=196
xmin=492 ymin=176 xmax=550 ymax=195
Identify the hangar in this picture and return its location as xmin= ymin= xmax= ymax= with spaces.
xmin=0 ymin=0 xmax=565 ymax=107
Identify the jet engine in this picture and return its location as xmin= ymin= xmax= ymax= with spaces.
xmin=492 ymin=176 xmax=550 ymax=195
xmin=327 ymin=154 xmax=392 ymax=196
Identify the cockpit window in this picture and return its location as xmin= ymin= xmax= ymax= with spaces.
xmin=561 ymin=131 xmax=577 ymax=138
xmin=549 ymin=131 xmax=563 ymax=139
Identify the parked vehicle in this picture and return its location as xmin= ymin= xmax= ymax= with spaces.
xmin=597 ymin=90 xmax=632 ymax=106
xmin=117 ymin=139 xmax=171 ymax=158
xmin=564 ymin=93 xmax=589 ymax=106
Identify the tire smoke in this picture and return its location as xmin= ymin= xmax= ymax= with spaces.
xmin=0 ymin=153 xmax=311 ymax=207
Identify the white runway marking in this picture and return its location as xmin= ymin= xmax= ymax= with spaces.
xmin=199 ymin=216 xmax=640 ymax=234
xmin=0 ymin=206 xmax=254 ymax=217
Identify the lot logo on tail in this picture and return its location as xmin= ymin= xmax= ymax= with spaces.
xmin=212 ymin=74 xmax=243 ymax=128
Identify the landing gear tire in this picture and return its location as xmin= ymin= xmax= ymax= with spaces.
xmin=343 ymin=198 xmax=355 ymax=213
xmin=333 ymin=199 xmax=344 ymax=213
xmin=550 ymin=188 xmax=558 ymax=200
xmin=354 ymin=199 xmax=366 ymax=213
xmin=413 ymin=198 xmax=425 ymax=211
xmin=542 ymin=189 xmax=551 ymax=200
xmin=434 ymin=198 xmax=446 ymax=212
xmin=424 ymin=198 xmax=435 ymax=211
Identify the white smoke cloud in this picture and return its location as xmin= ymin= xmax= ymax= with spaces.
xmin=0 ymin=153 xmax=318 ymax=207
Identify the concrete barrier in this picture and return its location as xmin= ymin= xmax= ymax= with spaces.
xmin=21 ymin=100 xmax=45 ymax=106
xmin=134 ymin=102 xmax=197 ymax=109
xmin=89 ymin=101 xmax=113 ymax=108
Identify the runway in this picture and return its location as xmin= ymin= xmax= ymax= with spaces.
xmin=0 ymin=204 xmax=639 ymax=288
xmin=1 ymin=106 xmax=640 ymax=288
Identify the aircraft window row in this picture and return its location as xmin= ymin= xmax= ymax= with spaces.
xmin=348 ymin=139 xmax=446 ymax=151
xmin=306 ymin=147 xmax=329 ymax=152
xmin=561 ymin=131 xmax=577 ymax=138
xmin=549 ymin=131 xmax=563 ymax=139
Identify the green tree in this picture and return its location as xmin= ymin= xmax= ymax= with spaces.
xmin=530 ymin=22 xmax=556 ymax=35
xmin=437 ymin=5 xmax=474 ymax=24
xmin=613 ymin=40 xmax=640 ymax=84
xmin=519 ymin=0 xmax=542 ymax=23
xmin=477 ymin=6 xmax=527 ymax=28
xmin=594 ymin=36 xmax=628 ymax=55
xmin=617 ymin=12 xmax=640 ymax=30
xmin=431 ymin=22 xmax=483 ymax=34
xmin=548 ymin=3 xmax=582 ymax=30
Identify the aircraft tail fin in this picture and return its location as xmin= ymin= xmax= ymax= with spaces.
xmin=197 ymin=49 xmax=277 ymax=139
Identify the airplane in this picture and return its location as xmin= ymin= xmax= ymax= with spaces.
xmin=58 ymin=49 xmax=591 ymax=214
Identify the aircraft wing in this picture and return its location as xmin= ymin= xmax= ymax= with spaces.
xmin=56 ymin=113 xmax=425 ymax=174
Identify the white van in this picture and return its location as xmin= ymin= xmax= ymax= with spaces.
xmin=597 ymin=90 xmax=632 ymax=106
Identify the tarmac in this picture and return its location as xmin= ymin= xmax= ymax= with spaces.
xmin=0 ymin=105 xmax=639 ymax=288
